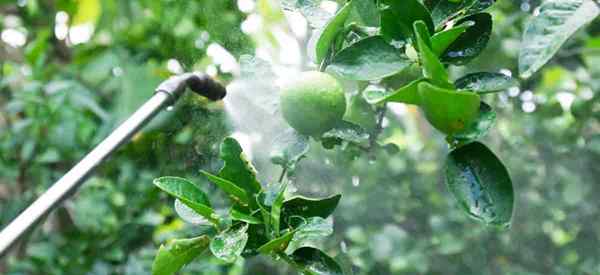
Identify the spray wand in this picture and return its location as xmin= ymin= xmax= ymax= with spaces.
xmin=0 ymin=72 xmax=227 ymax=256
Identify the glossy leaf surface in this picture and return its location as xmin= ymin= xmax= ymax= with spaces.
xmin=152 ymin=236 xmax=210 ymax=275
xmin=418 ymin=82 xmax=480 ymax=135
xmin=380 ymin=0 xmax=434 ymax=42
xmin=315 ymin=2 xmax=353 ymax=64
xmin=210 ymin=225 xmax=249 ymax=263
xmin=153 ymin=177 xmax=216 ymax=224
xmin=446 ymin=142 xmax=514 ymax=228
xmin=519 ymin=0 xmax=600 ymax=78
xmin=291 ymin=247 xmax=343 ymax=275
xmin=455 ymin=72 xmax=517 ymax=93
xmin=327 ymin=36 xmax=413 ymax=81
xmin=441 ymin=13 xmax=493 ymax=65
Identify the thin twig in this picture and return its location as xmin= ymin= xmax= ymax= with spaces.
xmin=368 ymin=104 xmax=387 ymax=152
xmin=278 ymin=167 xmax=288 ymax=183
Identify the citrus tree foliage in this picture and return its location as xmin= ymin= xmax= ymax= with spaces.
xmin=281 ymin=0 xmax=516 ymax=228
xmin=519 ymin=0 xmax=600 ymax=78
xmin=1 ymin=0 xmax=600 ymax=274
xmin=0 ymin=0 xmax=247 ymax=273
xmin=152 ymin=138 xmax=343 ymax=275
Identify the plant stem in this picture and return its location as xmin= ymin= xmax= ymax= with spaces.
xmin=278 ymin=167 xmax=288 ymax=183
xmin=368 ymin=104 xmax=387 ymax=156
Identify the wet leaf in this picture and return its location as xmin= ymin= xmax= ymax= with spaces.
xmin=257 ymin=230 xmax=296 ymax=254
xmin=519 ymin=0 xmax=600 ymax=78
xmin=455 ymin=72 xmax=518 ymax=93
xmin=153 ymin=177 xmax=217 ymax=224
xmin=431 ymin=21 xmax=473 ymax=56
xmin=418 ymin=82 xmax=480 ymax=135
xmin=217 ymin=137 xmax=262 ymax=208
xmin=363 ymin=79 xmax=424 ymax=105
xmin=327 ymin=36 xmax=413 ymax=81
xmin=452 ymin=102 xmax=496 ymax=143
xmin=210 ymin=225 xmax=249 ymax=263
xmin=431 ymin=0 xmax=495 ymax=27
xmin=441 ymin=13 xmax=492 ymax=65
xmin=200 ymin=171 xmax=250 ymax=208
xmin=281 ymin=0 xmax=335 ymax=28
xmin=282 ymin=194 xmax=341 ymax=221
xmin=174 ymin=199 xmax=211 ymax=225
xmin=230 ymin=208 xmax=263 ymax=225
xmin=270 ymin=128 xmax=310 ymax=171
xmin=445 ymin=142 xmax=514 ymax=228
xmin=285 ymin=217 xmax=333 ymax=254
xmin=380 ymin=0 xmax=434 ymax=43
xmin=344 ymin=92 xmax=378 ymax=132
xmin=350 ymin=0 xmax=380 ymax=27
xmin=291 ymin=247 xmax=343 ymax=275
xmin=315 ymin=2 xmax=353 ymax=64
xmin=152 ymin=236 xmax=210 ymax=275
xmin=414 ymin=21 xmax=453 ymax=89
xmin=321 ymin=121 xmax=370 ymax=146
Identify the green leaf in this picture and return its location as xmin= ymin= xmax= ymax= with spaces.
xmin=71 ymin=0 xmax=101 ymax=26
xmin=282 ymin=194 xmax=341 ymax=221
xmin=455 ymin=72 xmax=518 ymax=94
xmin=291 ymin=247 xmax=343 ymax=275
xmin=271 ymin=183 xmax=287 ymax=236
xmin=200 ymin=171 xmax=250 ymax=208
xmin=284 ymin=217 xmax=333 ymax=255
xmin=441 ymin=13 xmax=492 ymax=65
xmin=152 ymin=236 xmax=210 ymax=275
xmin=327 ymin=36 xmax=413 ymax=81
xmin=243 ymin=224 xmax=270 ymax=256
xmin=380 ymin=0 xmax=434 ymax=42
xmin=315 ymin=2 xmax=353 ymax=64
xmin=321 ymin=120 xmax=370 ymax=146
xmin=344 ymin=92 xmax=378 ymax=132
xmin=431 ymin=21 xmax=473 ymax=56
xmin=414 ymin=21 xmax=453 ymax=89
xmin=452 ymin=102 xmax=496 ymax=143
xmin=257 ymin=229 xmax=296 ymax=254
xmin=418 ymin=82 xmax=480 ymax=135
xmin=217 ymin=137 xmax=262 ymax=207
xmin=363 ymin=79 xmax=425 ymax=105
xmin=270 ymin=128 xmax=310 ymax=171
xmin=281 ymin=0 xmax=334 ymax=28
xmin=445 ymin=142 xmax=514 ymax=228
xmin=153 ymin=177 xmax=217 ymax=224
xmin=230 ymin=208 xmax=263 ymax=225
xmin=174 ymin=199 xmax=212 ymax=225
xmin=519 ymin=0 xmax=600 ymax=78
xmin=350 ymin=0 xmax=380 ymax=27
xmin=431 ymin=0 xmax=495 ymax=27
xmin=210 ymin=225 xmax=249 ymax=263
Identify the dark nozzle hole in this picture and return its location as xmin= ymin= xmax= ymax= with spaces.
xmin=187 ymin=74 xmax=227 ymax=101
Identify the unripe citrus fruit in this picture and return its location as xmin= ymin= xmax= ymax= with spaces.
xmin=280 ymin=71 xmax=346 ymax=136
xmin=418 ymin=82 xmax=480 ymax=135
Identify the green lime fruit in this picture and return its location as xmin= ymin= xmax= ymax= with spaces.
xmin=280 ymin=71 xmax=346 ymax=136
xmin=418 ymin=82 xmax=480 ymax=135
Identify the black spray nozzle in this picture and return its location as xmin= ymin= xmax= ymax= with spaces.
xmin=156 ymin=72 xmax=227 ymax=102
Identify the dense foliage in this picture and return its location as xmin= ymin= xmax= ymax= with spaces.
xmin=1 ymin=0 xmax=599 ymax=274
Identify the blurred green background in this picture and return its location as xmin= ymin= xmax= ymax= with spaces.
xmin=1 ymin=0 xmax=599 ymax=274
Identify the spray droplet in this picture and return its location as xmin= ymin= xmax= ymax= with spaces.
xmin=166 ymin=106 xmax=174 ymax=112
xmin=340 ymin=241 xmax=348 ymax=253
xmin=352 ymin=176 xmax=360 ymax=187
